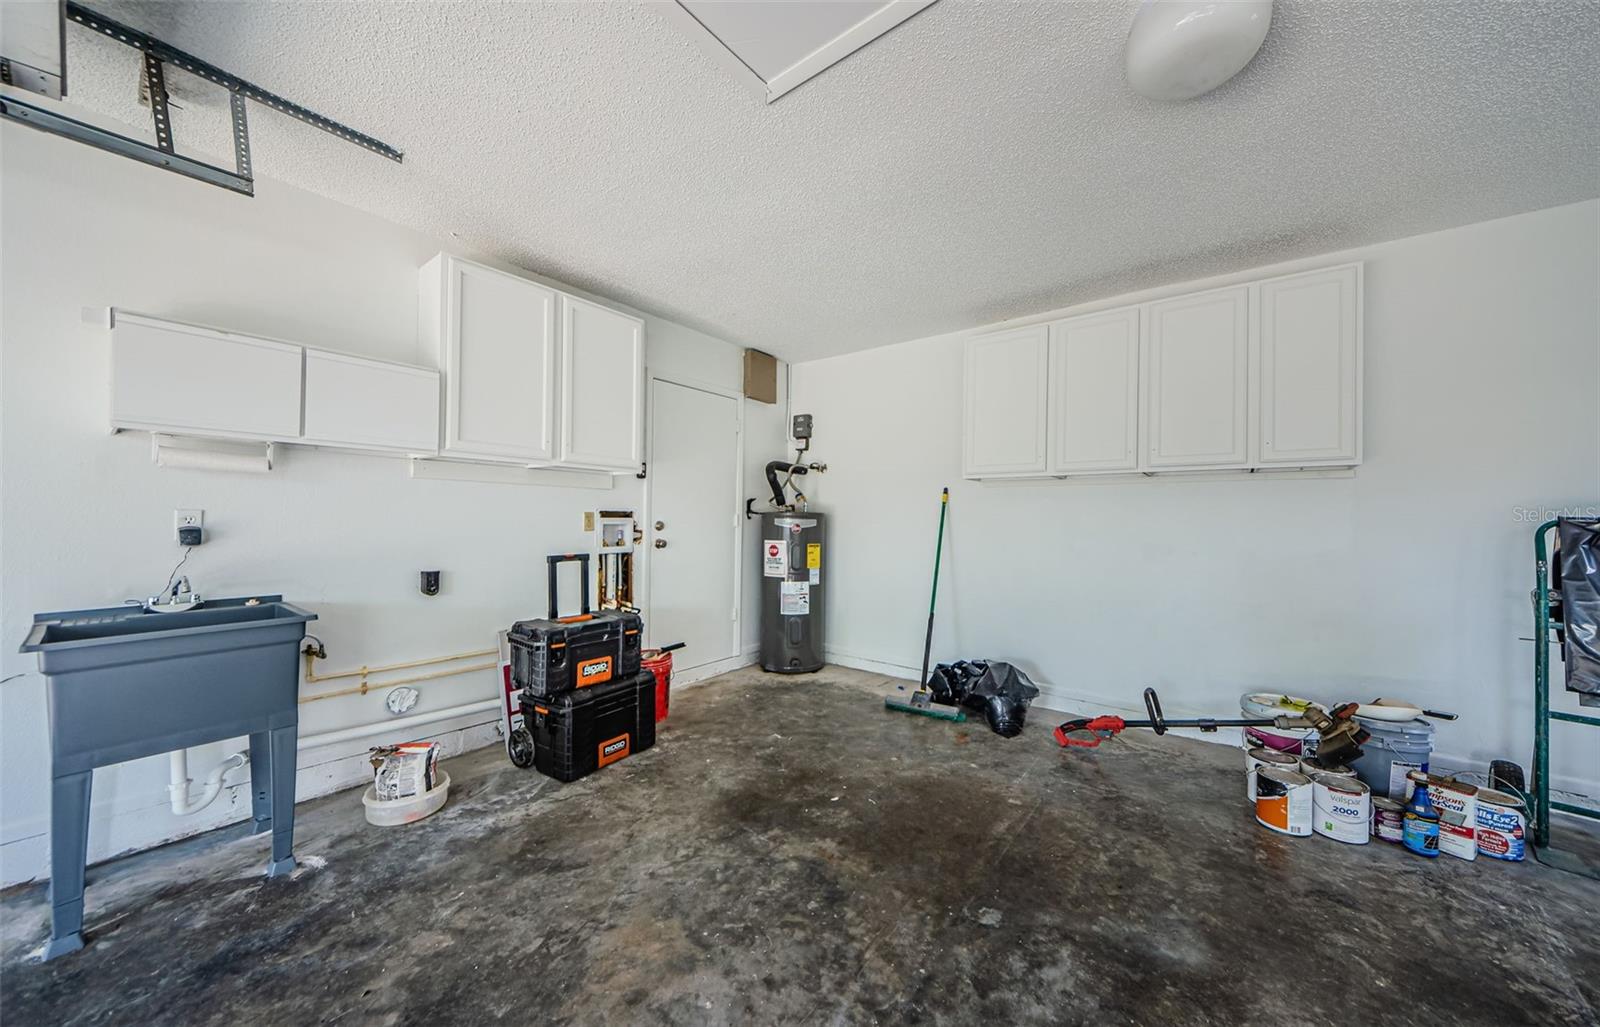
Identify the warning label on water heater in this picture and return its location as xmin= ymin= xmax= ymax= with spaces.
xmin=763 ymin=540 xmax=786 ymax=577
xmin=780 ymin=581 xmax=810 ymax=615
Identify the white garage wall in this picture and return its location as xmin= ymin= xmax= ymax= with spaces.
xmin=0 ymin=126 xmax=783 ymax=885
xmin=791 ymin=200 xmax=1600 ymax=796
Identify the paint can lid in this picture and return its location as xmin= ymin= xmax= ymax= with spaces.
xmin=1372 ymin=796 xmax=1405 ymax=811
xmin=1476 ymin=788 xmax=1526 ymax=809
xmin=1312 ymin=772 xmax=1369 ymax=795
xmin=1260 ymin=768 xmax=1310 ymax=786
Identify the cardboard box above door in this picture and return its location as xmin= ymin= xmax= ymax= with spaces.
xmin=743 ymin=349 xmax=778 ymax=404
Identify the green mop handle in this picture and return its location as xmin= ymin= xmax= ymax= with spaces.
xmin=918 ymin=488 xmax=949 ymax=690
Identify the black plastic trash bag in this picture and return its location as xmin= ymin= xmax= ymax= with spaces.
xmin=925 ymin=660 xmax=1041 ymax=737
xmin=1558 ymin=518 xmax=1600 ymax=705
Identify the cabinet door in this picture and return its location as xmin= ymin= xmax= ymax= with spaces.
xmin=1049 ymin=308 xmax=1140 ymax=474
xmin=302 ymin=350 xmax=440 ymax=454
xmin=1142 ymin=286 xmax=1250 ymax=469
xmin=1258 ymin=264 xmax=1361 ymax=466
xmin=559 ymin=296 xmax=644 ymax=471
xmin=110 ymin=313 xmax=303 ymax=441
xmin=440 ymin=258 xmax=555 ymax=462
xmin=963 ymin=325 xmax=1049 ymax=477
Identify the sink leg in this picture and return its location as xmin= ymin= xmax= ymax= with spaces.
xmin=248 ymin=731 xmax=272 ymax=835
xmin=265 ymin=724 xmax=297 ymax=878
xmin=45 ymin=770 xmax=92 ymax=960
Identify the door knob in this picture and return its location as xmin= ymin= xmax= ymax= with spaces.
xmin=654 ymin=539 xmax=668 ymax=549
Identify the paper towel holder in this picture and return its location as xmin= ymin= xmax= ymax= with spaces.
xmin=150 ymin=433 xmax=275 ymax=474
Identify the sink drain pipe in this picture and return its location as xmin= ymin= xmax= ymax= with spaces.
xmin=168 ymin=749 xmax=248 ymax=816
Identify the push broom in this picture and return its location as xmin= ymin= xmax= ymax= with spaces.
xmin=884 ymin=487 xmax=966 ymax=721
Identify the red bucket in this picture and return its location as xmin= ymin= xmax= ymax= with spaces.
xmin=642 ymin=649 xmax=673 ymax=723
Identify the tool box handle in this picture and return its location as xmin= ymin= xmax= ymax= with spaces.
xmin=546 ymin=553 xmax=591 ymax=620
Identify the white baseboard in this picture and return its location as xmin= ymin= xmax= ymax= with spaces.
xmin=823 ymin=648 xmax=921 ymax=681
xmin=823 ymin=649 xmax=1600 ymax=807
xmin=672 ymin=647 xmax=758 ymax=688
xmin=0 ymin=717 xmax=505 ymax=889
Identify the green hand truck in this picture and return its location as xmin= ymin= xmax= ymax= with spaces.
xmin=1531 ymin=517 xmax=1600 ymax=878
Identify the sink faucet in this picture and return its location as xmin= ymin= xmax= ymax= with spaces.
xmin=144 ymin=574 xmax=202 ymax=613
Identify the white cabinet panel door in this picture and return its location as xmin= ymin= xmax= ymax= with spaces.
xmin=111 ymin=314 xmax=303 ymax=441
xmin=964 ymin=325 xmax=1050 ymax=477
xmin=1142 ymin=286 xmax=1250 ymax=469
xmin=435 ymin=257 xmax=555 ymax=463
xmin=302 ymin=350 xmax=440 ymax=454
xmin=560 ymin=296 xmax=644 ymax=471
xmin=1258 ymin=264 xmax=1361 ymax=466
xmin=1049 ymin=307 xmax=1140 ymax=474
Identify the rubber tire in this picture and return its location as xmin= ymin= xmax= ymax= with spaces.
xmin=508 ymin=728 xmax=535 ymax=769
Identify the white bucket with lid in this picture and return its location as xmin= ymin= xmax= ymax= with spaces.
xmin=1349 ymin=717 xmax=1434 ymax=801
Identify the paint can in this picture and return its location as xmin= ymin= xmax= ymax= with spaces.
xmin=1475 ymin=788 xmax=1528 ymax=862
xmin=1371 ymin=796 xmax=1405 ymax=843
xmin=1312 ymin=773 xmax=1371 ymax=845
xmin=1299 ymin=756 xmax=1355 ymax=778
xmin=1244 ymin=723 xmax=1319 ymax=756
xmin=1409 ymin=772 xmax=1478 ymax=861
xmin=1254 ymin=767 xmax=1313 ymax=837
xmin=1245 ymin=746 xmax=1300 ymax=801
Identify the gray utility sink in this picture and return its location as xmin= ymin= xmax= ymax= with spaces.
xmin=20 ymin=595 xmax=316 ymax=960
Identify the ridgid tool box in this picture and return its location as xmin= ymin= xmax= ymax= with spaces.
xmin=509 ymin=554 xmax=642 ymax=699
xmin=521 ymin=669 xmax=657 ymax=782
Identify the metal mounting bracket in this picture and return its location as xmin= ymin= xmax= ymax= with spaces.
xmin=0 ymin=2 xmax=402 ymax=196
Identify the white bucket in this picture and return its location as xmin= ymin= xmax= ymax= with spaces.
xmin=363 ymin=770 xmax=451 ymax=827
xmin=1255 ymin=767 xmax=1313 ymax=836
xmin=1246 ymin=746 xmax=1300 ymax=801
xmin=1312 ymin=772 xmax=1370 ymax=844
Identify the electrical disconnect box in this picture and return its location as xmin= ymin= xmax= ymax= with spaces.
xmin=792 ymin=414 xmax=813 ymax=441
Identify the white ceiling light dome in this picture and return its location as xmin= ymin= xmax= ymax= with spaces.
xmin=1125 ymin=0 xmax=1274 ymax=102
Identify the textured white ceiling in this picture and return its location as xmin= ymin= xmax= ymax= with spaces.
xmin=40 ymin=1 xmax=1600 ymax=362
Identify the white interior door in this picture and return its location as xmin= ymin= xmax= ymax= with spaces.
xmin=647 ymin=379 xmax=740 ymax=671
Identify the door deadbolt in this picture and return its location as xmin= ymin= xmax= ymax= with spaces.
xmin=654 ymin=520 xmax=665 ymax=530
xmin=654 ymin=539 xmax=668 ymax=549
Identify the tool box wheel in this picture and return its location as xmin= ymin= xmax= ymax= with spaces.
xmin=508 ymin=728 xmax=536 ymax=769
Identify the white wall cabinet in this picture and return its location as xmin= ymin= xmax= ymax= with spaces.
xmin=560 ymin=295 xmax=644 ymax=471
xmin=1048 ymin=308 xmax=1140 ymax=474
xmin=422 ymin=254 xmax=557 ymax=464
xmin=1257 ymin=264 xmax=1361 ymax=466
xmin=111 ymin=313 xmax=303 ymax=442
xmin=961 ymin=264 xmax=1362 ymax=480
xmin=302 ymin=350 xmax=440 ymax=455
xmin=963 ymin=324 xmax=1050 ymax=477
xmin=421 ymin=254 xmax=645 ymax=472
xmin=1142 ymin=285 xmax=1251 ymax=470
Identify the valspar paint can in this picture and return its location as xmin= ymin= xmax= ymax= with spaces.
xmin=1312 ymin=773 xmax=1371 ymax=845
xmin=1246 ymin=747 xmax=1300 ymax=802
xmin=1371 ymin=796 xmax=1405 ymax=843
xmin=1255 ymin=768 xmax=1313 ymax=837
xmin=1475 ymin=788 xmax=1528 ymax=862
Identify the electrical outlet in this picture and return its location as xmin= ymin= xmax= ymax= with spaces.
xmin=174 ymin=509 xmax=203 ymax=542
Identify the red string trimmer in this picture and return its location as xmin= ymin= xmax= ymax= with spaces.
xmin=1054 ymin=688 xmax=1369 ymax=764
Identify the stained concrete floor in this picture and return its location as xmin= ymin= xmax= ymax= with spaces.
xmin=3 ymin=666 xmax=1598 ymax=1025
